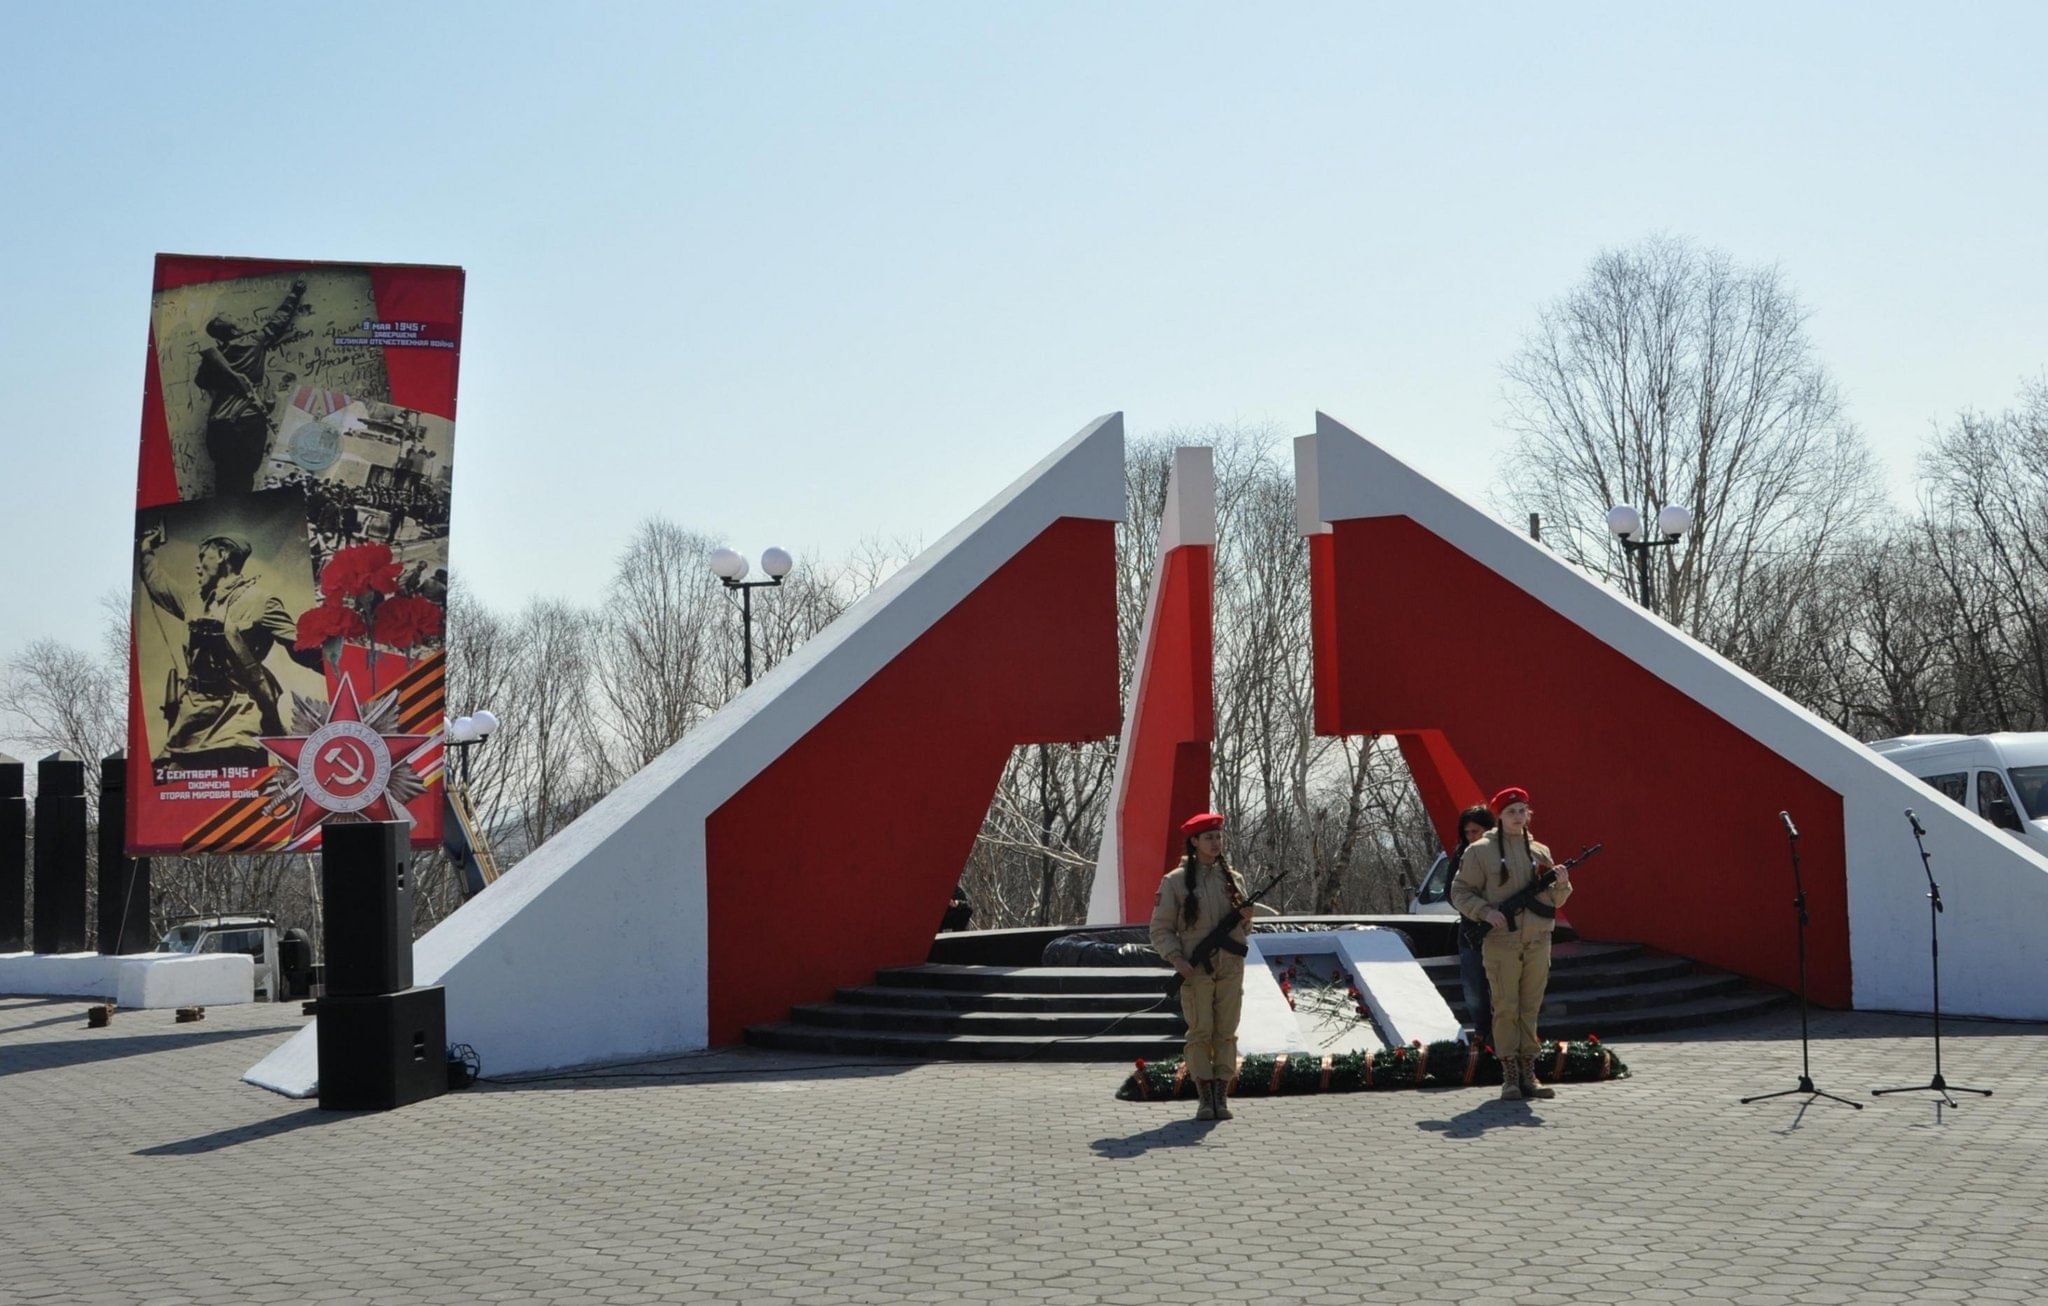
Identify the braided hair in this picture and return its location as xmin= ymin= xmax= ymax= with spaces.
xmin=1180 ymin=837 xmax=1241 ymax=925
xmin=1496 ymin=826 xmax=1535 ymax=889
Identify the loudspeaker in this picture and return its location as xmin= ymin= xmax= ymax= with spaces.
xmin=32 ymin=751 xmax=88 ymax=954
xmin=317 ymin=986 xmax=447 ymax=1111
xmin=320 ymin=821 xmax=414 ymax=997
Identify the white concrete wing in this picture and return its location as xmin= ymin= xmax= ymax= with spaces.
xmin=247 ymin=416 xmax=1126 ymax=1096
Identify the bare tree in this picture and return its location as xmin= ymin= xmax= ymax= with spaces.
xmin=1501 ymin=235 xmax=1881 ymax=658
xmin=1916 ymin=379 xmax=2048 ymax=731
xmin=496 ymin=598 xmax=602 ymax=854
xmin=0 ymin=595 xmax=130 ymax=802
xmin=589 ymin=519 xmax=727 ymax=783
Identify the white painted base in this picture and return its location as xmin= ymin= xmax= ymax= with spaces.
xmin=1235 ymin=944 xmax=1312 ymax=1055
xmin=1238 ymin=929 xmax=1462 ymax=1056
xmin=1332 ymin=929 xmax=1463 ymax=1047
xmin=243 ymin=1030 xmax=317 ymax=1096
xmin=0 ymin=952 xmax=254 ymax=1007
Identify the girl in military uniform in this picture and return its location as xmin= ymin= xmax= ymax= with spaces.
xmin=1147 ymin=812 xmax=1253 ymax=1121
xmin=1449 ymin=787 xmax=1573 ymax=1101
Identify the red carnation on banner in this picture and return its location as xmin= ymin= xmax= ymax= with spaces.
xmin=295 ymin=601 xmax=366 ymax=651
xmin=320 ymin=543 xmax=403 ymax=600
xmin=374 ymin=595 xmax=444 ymax=652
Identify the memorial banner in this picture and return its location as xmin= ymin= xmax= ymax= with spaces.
xmin=127 ymin=254 xmax=464 ymax=854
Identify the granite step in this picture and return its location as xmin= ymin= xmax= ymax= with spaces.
xmin=789 ymin=1002 xmax=1182 ymax=1037
xmin=743 ymin=1022 xmax=1181 ymax=1062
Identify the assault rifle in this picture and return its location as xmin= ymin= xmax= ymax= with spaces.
xmin=1167 ymin=862 xmax=1293 ymax=999
xmin=1473 ymin=842 xmax=1604 ymax=937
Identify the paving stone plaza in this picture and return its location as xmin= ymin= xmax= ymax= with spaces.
xmin=4 ymin=995 xmax=2045 ymax=1304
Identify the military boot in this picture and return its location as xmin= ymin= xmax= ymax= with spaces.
xmin=1213 ymin=1076 xmax=1235 ymax=1121
xmin=1194 ymin=1079 xmax=1218 ymax=1121
xmin=1498 ymin=1055 xmax=1523 ymax=1101
xmin=1520 ymin=1055 xmax=1557 ymax=1100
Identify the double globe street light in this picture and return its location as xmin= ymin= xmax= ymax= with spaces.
xmin=446 ymin=708 xmax=500 ymax=786
xmin=710 ymin=547 xmax=793 ymax=687
xmin=1606 ymin=503 xmax=1694 ymax=615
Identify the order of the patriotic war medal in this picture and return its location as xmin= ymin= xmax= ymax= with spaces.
xmin=298 ymin=719 xmax=394 ymax=813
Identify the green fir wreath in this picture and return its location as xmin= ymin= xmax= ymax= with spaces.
xmin=1116 ymin=1037 xmax=1628 ymax=1100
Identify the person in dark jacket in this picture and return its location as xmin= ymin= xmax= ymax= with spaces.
xmin=1449 ymin=803 xmax=1497 ymax=1046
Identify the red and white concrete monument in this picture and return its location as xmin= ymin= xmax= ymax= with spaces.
xmin=1297 ymin=412 xmax=2048 ymax=1019
xmin=1086 ymin=447 xmax=1215 ymax=925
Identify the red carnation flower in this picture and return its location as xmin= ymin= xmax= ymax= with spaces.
xmin=320 ymin=543 xmax=403 ymax=600
xmin=374 ymin=594 xmax=443 ymax=650
xmin=1588 ymin=1033 xmax=1600 ymax=1045
xmin=295 ymin=601 xmax=366 ymax=651
xmin=1134 ymin=1058 xmax=1148 ymax=1072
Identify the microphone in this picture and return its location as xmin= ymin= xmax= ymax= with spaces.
xmin=1906 ymin=808 xmax=1925 ymax=837
xmin=1779 ymin=811 xmax=1798 ymax=839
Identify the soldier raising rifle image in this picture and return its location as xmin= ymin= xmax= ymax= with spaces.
xmin=1148 ymin=812 xmax=1254 ymax=1123
xmin=1451 ymin=786 xmax=1573 ymax=1102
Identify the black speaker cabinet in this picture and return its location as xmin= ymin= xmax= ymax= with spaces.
xmin=317 ymin=986 xmax=447 ymax=1111
xmin=320 ymin=821 xmax=414 ymax=997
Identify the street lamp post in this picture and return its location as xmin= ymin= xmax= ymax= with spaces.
xmin=1605 ymin=504 xmax=1694 ymax=615
xmin=710 ymin=547 xmax=794 ymax=687
xmin=446 ymin=709 xmax=500 ymax=787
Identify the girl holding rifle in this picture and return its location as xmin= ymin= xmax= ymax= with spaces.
xmin=1148 ymin=812 xmax=1254 ymax=1122
xmin=1450 ymin=787 xmax=1573 ymax=1101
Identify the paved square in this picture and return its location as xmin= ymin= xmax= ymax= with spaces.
xmin=3 ymin=994 xmax=2045 ymax=1304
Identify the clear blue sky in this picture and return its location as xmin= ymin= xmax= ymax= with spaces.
xmin=2 ymin=3 xmax=2044 ymax=673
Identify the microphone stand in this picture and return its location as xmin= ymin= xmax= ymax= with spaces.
xmin=1743 ymin=812 xmax=1861 ymax=1109
xmin=1872 ymin=809 xmax=1991 ymax=1107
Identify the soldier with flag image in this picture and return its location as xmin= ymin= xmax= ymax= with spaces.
xmin=194 ymin=276 xmax=308 ymax=493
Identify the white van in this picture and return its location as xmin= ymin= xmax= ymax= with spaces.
xmin=1867 ymin=733 xmax=2048 ymax=858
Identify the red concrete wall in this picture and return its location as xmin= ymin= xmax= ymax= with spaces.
xmin=1116 ymin=546 xmax=1215 ymax=921
xmin=1315 ymin=516 xmax=1850 ymax=1004
xmin=1396 ymin=732 xmax=1487 ymax=852
xmin=703 ymin=517 xmax=1120 ymax=1042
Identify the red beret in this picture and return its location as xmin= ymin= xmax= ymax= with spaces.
xmin=1490 ymin=787 xmax=1530 ymax=814
xmin=1180 ymin=812 xmax=1225 ymax=837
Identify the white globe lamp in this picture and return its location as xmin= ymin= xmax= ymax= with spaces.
xmin=709 ymin=548 xmax=748 ymax=582
xmin=1605 ymin=505 xmax=1644 ymax=539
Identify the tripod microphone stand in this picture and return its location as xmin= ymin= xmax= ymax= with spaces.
xmin=1743 ymin=811 xmax=1861 ymax=1109
xmin=1872 ymin=809 xmax=1991 ymax=1107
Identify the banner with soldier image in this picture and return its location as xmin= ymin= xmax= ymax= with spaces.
xmin=128 ymin=254 xmax=464 ymax=855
